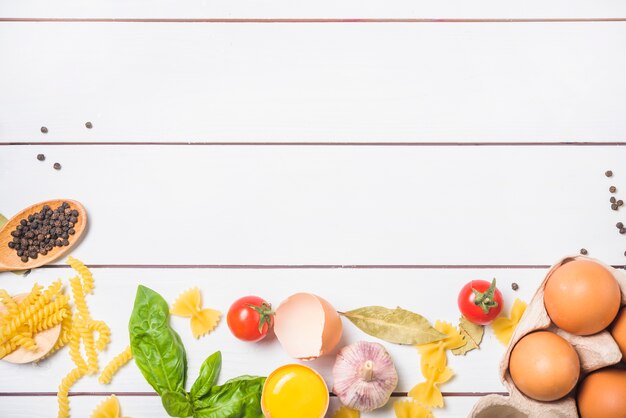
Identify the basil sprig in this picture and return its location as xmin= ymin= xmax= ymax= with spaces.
xmin=129 ymin=286 xmax=265 ymax=418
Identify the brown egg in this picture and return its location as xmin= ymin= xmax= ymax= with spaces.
xmin=611 ymin=307 xmax=626 ymax=362
xmin=577 ymin=368 xmax=626 ymax=418
xmin=509 ymin=331 xmax=580 ymax=401
xmin=544 ymin=259 xmax=621 ymax=335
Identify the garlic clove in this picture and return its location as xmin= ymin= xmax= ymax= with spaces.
xmin=332 ymin=341 xmax=398 ymax=412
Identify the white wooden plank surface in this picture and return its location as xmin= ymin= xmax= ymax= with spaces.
xmin=1 ymin=145 xmax=624 ymax=265
xmin=0 ymin=267 xmax=540 ymax=393
xmin=0 ymin=395 xmax=484 ymax=418
xmin=1 ymin=0 xmax=626 ymax=20
xmin=1 ymin=23 xmax=625 ymax=143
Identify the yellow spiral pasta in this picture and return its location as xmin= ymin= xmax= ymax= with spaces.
xmin=87 ymin=320 xmax=111 ymax=351
xmin=40 ymin=314 xmax=73 ymax=361
xmin=0 ymin=338 xmax=18 ymax=358
xmin=67 ymin=256 xmax=94 ymax=294
xmin=27 ymin=295 xmax=69 ymax=328
xmin=69 ymin=276 xmax=90 ymax=321
xmin=19 ymin=283 xmax=44 ymax=309
xmin=81 ymin=328 xmax=99 ymax=374
xmin=68 ymin=323 xmax=88 ymax=374
xmin=98 ymin=346 xmax=133 ymax=385
xmin=1 ymin=280 xmax=65 ymax=340
xmin=30 ymin=309 xmax=68 ymax=334
xmin=9 ymin=327 xmax=36 ymax=352
xmin=57 ymin=367 xmax=85 ymax=418
xmin=0 ymin=290 xmax=18 ymax=316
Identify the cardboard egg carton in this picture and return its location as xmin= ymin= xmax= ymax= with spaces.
xmin=469 ymin=255 xmax=626 ymax=418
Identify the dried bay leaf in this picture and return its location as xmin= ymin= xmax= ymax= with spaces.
xmin=342 ymin=306 xmax=446 ymax=345
xmin=451 ymin=316 xmax=484 ymax=356
xmin=0 ymin=212 xmax=31 ymax=276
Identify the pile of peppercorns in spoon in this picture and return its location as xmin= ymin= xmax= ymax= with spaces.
xmin=7 ymin=202 xmax=79 ymax=263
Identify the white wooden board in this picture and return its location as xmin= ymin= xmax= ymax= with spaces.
xmin=1 ymin=145 xmax=625 ymax=265
xmin=1 ymin=0 xmax=626 ymax=20
xmin=1 ymin=23 xmax=625 ymax=143
xmin=0 ymin=395 xmax=484 ymax=418
xmin=0 ymin=267 xmax=541 ymax=394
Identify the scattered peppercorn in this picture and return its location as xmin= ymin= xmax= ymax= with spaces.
xmin=36 ymin=154 xmax=45 ymax=161
xmin=611 ymin=197 xmax=617 ymax=203
xmin=612 ymin=204 xmax=619 ymax=210
xmin=620 ymin=228 xmax=626 ymax=235
xmin=85 ymin=121 xmax=93 ymax=129
xmin=619 ymin=200 xmax=624 ymax=207
xmin=40 ymin=126 xmax=48 ymax=134
xmin=610 ymin=186 xmax=617 ymax=193
xmin=511 ymin=283 xmax=519 ymax=291
xmin=580 ymin=248 xmax=588 ymax=255
xmin=6 ymin=202 xmax=79 ymax=263
xmin=53 ymin=163 xmax=61 ymax=170
xmin=606 ymin=170 xmax=613 ymax=177
xmin=617 ymin=222 xmax=623 ymax=229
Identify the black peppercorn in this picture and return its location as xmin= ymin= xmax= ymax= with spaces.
xmin=6 ymin=202 xmax=80 ymax=262
xmin=512 ymin=283 xmax=519 ymax=291
xmin=612 ymin=204 xmax=619 ymax=210
xmin=610 ymin=186 xmax=617 ymax=193
xmin=53 ymin=162 xmax=61 ymax=170
xmin=85 ymin=121 xmax=93 ymax=129
xmin=37 ymin=154 xmax=45 ymax=161
xmin=606 ymin=170 xmax=613 ymax=177
xmin=580 ymin=248 xmax=588 ymax=255
xmin=40 ymin=126 xmax=48 ymax=134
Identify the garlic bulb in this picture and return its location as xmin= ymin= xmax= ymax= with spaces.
xmin=332 ymin=341 xmax=398 ymax=412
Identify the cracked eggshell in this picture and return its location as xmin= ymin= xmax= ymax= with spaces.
xmin=274 ymin=292 xmax=343 ymax=360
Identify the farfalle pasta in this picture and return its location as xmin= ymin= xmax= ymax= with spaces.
xmin=394 ymin=399 xmax=434 ymax=418
xmin=492 ymin=298 xmax=527 ymax=345
xmin=408 ymin=321 xmax=465 ymax=413
xmin=331 ymin=406 xmax=360 ymax=418
xmin=90 ymin=394 xmax=128 ymax=418
xmin=170 ymin=287 xmax=221 ymax=339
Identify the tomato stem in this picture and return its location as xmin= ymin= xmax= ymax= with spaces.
xmin=247 ymin=302 xmax=274 ymax=333
xmin=472 ymin=278 xmax=499 ymax=314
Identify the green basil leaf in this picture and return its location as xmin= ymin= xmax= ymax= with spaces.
xmin=190 ymin=351 xmax=222 ymax=402
xmin=193 ymin=375 xmax=265 ymax=418
xmin=162 ymin=391 xmax=194 ymax=418
xmin=129 ymin=285 xmax=187 ymax=396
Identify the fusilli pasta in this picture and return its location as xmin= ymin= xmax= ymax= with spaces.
xmin=98 ymin=346 xmax=133 ymax=385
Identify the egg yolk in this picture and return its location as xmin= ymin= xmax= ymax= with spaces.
xmin=262 ymin=364 xmax=328 ymax=418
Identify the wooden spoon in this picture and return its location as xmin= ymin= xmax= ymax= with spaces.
xmin=0 ymin=293 xmax=62 ymax=363
xmin=0 ymin=199 xmax=87 ymax=272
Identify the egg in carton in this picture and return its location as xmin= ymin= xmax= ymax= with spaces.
xmin=469 ymin=255 xmax=626 ymax=418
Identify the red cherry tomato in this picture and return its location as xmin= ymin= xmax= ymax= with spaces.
xmin=227 ymin=296 xmax=273 ymax=342
xmin=458 ymin=279 xmax=503 ymax=325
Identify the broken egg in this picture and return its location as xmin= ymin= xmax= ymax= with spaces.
xmin=274 ymin=292 xmax=343 ymax=360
